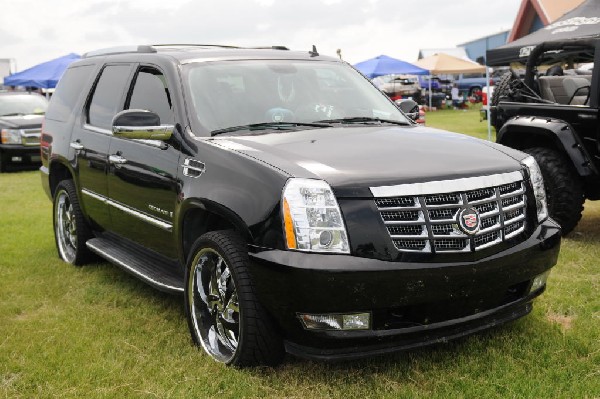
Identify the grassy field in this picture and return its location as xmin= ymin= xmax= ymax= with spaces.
xmin=1 ymin=114 xmax=599 ymax=398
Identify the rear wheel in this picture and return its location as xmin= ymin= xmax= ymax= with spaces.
xmin=184 ymin=230 xmax=284 ymax=367
xmin=524 ymin=147 xmax=584 ymax=235
xmin=53 ymin=179 xmax=94 ymax=265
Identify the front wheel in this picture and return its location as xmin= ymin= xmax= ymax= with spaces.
xmin=53 ymin=179 xmax=94 ymax=265
xmin=184 ymin=231 xmax=284 ymax=367
xmin=524 ymin=147 xmax=585 ymax=235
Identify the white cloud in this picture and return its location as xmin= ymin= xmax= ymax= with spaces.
xmin=0 ymin=0 xmax=521 ymax=71
xmin=254 ymin=0 xmax=275 ymax=6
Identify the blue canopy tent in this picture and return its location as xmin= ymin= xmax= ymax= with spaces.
xmin=353 ymin=54 xmax=429 ymax=78
xmin=3 ymin=53 xmax=80 ymax=89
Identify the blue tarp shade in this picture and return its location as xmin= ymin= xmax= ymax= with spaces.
xmin=354 ymin=55 xmax=430 ymax=78
xmin=3 ymin=53 xmax=80 ymax=89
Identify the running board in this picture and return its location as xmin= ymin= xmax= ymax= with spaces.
xmin=86 ymin=237 xmax=184 ymax=294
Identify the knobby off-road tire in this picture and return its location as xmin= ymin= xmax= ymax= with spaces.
xmin=525 ymin=147 xmax=584 ymax=235
xmin=184 ymin=230 xmax=285 ymax=367
xmin=491 ymin=71 xmax=518 ymax=106
xmin=53 ymin=179 xmax=95 ymax=265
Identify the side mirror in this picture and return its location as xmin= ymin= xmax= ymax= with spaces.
xmin=111 ymin=109 xmax=174 ymax=140
xmin=394 ymin=99 xmax=419 ymax=122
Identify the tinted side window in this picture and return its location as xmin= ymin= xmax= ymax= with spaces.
xmin=127 ymin=67 xmax=174 ymax=125
xmin=88 ymin=65 xmax=131 ymax=129
xmin=45 ymin=65 xmax=94 ymax=122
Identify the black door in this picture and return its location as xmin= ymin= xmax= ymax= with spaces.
xmin=107 ymin=66 xmax=181 ymax=258
xmin=71 ymin=63 xmax=134 ymax=229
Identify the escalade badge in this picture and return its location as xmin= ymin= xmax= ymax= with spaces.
xmin=458 ymin=207 xmax=480 ymax=235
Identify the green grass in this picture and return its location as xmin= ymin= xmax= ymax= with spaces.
xmin=426 ymin=104 xmax=495 ymax=141
xmin=1 ymin=114 xmax=599 ymax=397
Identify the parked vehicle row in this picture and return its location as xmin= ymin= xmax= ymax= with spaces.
xmin=0 ymin=92 xmax=47 ymax=171
xmin=376 ymin=70 xmax=509 ymax=106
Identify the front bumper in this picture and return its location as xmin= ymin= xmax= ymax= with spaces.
xmin=248 ymin=220 xmax=561 ymax=361
xmin=0 ymin=144 xmax=41 ymax=167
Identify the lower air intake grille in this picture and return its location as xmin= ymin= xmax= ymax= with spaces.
xmin=372 ymin=172 xmax=527 ymax=253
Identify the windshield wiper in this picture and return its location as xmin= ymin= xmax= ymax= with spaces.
xmin=211 ymin=122 xmax=331 ymax=136
xmin=315 ymin=117 xmax=410 ymax=126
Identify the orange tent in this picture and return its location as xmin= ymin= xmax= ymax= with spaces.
xmin=414 ymin=53 xmax=486 ymax=74
xmin=415 ymin=53 xmax=490 ymax=139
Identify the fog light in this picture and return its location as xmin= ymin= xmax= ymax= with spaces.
xmin=298 ymin=312 xmax=371 ymax=330
xmin=11 ymin=156 xmax=22 ymax=162
xmin=530 ymin=271 xmax=550 ymax=293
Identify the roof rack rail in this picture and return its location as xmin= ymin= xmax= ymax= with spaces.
xmin=83 ymin=45 xmax=156 ymax=58
xmin=151 ymin=44 xmax=289 ymax=51
xmin=151 ymin=44 xmax=241 ymax=49
xmin=82 ymin=44 xmax=291 ymax=58
xmin=248 ymin=46 xmax=289 ymax=51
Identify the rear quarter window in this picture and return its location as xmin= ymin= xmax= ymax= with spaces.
xmin=45 ymin=64 xmax=95 ymax=122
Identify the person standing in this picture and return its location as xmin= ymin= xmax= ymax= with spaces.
xmin=451 ymin=83 xmax=460 ymax=109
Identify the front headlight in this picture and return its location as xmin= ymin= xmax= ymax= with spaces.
xmin=522 ymin=156 xmax=548 ymax=222
xmin=282 ymin=178 xmax=350 ymax=254
xmin=1 ymin=129 xmax=21 ymax=145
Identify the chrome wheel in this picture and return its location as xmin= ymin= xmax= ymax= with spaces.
xmin=55 ymin=189 xmax=77 ymax=263
xmin=188 ymin=248 xmax=240 ymax=363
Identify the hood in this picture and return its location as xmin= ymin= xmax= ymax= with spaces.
xmin=208 ymin=125 xmax=524 ymax=197
xmin=0 ymin=114 xmax=44 ymax=129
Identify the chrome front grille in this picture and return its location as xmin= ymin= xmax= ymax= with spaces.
xmin=372 ymin=172 xmax=527 ymax=253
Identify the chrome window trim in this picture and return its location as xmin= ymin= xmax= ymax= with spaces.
xmin=370 ymin=171 xmax=524 ymax=197
xmin=82 ymin=189 xmax=172 ymax=231
xmin=83 ymin=124 xmax=112 ymax=135
xmin=132 ymin=139 xmax=168 ymax=149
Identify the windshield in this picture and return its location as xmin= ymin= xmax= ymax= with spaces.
xmin=0 ymin=94 xmax=48 ymax=117
xmin=184 ymin=60 xmax=409 ymax=136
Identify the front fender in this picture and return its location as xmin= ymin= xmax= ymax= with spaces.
xmin=175 ymin=139 xmax=291 ymax=262
xmin=497 ymin=116 xmax=596 ymax=176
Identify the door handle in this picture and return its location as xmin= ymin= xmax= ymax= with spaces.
xmin=108 ymin=154 xmax=127 ymax=165
xmin=70 ymin=141 xmax=84 ymax=151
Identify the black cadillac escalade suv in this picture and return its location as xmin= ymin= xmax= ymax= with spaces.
xmin=41 ymin=44 xmax=561 ymax=367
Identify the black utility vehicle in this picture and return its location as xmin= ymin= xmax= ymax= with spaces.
xmin=41 ymin=44 xmax=560 ymax=367
xmin=0 ymin=92 xmax=47 ymax=171
xmin=492 ymin=38 xmax=600 ymax=234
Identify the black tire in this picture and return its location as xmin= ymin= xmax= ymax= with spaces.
xmin=491 ymin=71 xmax=518 ymax=106
xmin=0 ymin=152 xmax=6 ymax=173
xmin=524 ymin=147 xmax=584 ymax=235
xmin=184 ymin=230 xmax=284 ymax=367
xmin=53 ymin=179 xmax=95 ymax=265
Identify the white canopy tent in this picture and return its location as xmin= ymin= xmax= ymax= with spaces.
xmin=415 ymin=53 xmax=492 ymax=140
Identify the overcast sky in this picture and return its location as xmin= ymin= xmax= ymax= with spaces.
xmin=1 ymin=0 xmax=522 ymax=71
